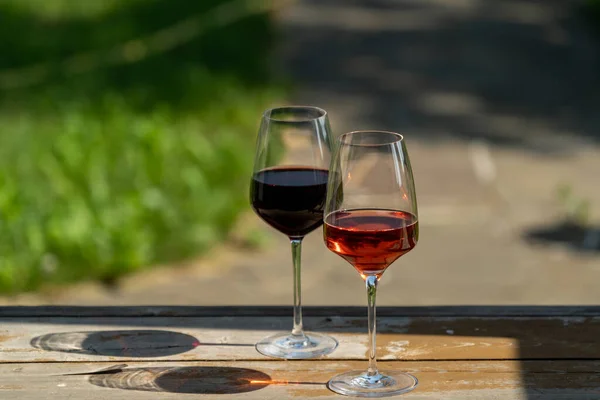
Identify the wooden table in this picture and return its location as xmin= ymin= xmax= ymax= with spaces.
xmin=1 ymin=306 xmax=600 ymax=399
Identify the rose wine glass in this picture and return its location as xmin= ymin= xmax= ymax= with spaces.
xmin=250 ymin=106 xmax=339 ymax=359
xmin=323 ymin=130 xmax=419 ymax=397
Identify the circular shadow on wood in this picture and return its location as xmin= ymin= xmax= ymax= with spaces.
xmin=30 ymin=330 xmax=199 ymax=357
xmin=88 ymin=366 xmax=271 ymax=394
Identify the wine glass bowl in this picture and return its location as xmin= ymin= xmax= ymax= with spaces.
xmin=251 ymin=166 xmax=329 ymax=238
xmin=324 ymin=209 xmax=418 ymax=278
xmin=250 ymin=106 xmax=338 ymax=359
xmin=323 ymin=130 xmax=419 ymax=397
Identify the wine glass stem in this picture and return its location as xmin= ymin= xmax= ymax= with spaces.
xmin=365 ymin=275 xmax=379 ymax=377
xmin=290 ymin=238 xmax=305 ymax=338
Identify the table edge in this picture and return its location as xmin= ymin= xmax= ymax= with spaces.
xmin=1 ymin=305 xmax=600 ymax=318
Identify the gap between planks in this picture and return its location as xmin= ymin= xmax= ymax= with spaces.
xmin=3 ymin=305 xmax=600 ymax=318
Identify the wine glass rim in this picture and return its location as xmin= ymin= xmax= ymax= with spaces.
xmin=263 ymin=105 xmax=328 ymax=123
xmin=338 ymin=130 xmax=404 ymax=146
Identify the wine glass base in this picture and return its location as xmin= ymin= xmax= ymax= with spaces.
xmin=327 ymin=370 xmax=418 ymax=397
xmin=255 ymin=332 xmax=338 ymax=359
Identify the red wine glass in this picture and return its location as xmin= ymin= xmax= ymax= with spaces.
xmin=323 ymin=131 xmax=419 ymax=396
xmin=250 ymin=106 xmax=338 ymax=359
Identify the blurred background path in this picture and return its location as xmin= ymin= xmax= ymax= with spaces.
xmin=4 ymin=0 xmax=600 ymax=306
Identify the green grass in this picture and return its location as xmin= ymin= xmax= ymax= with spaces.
xmin=0 ymin=0 xmax=284 ymax=293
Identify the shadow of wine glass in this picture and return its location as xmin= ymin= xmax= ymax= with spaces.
xmin=88 ymin=366 xmax=273 ymax=394
xmin=30 ymin=330 xmax=200 ymax=357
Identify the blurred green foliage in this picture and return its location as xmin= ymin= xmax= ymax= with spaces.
xmin=0 ymin=0 xmax=284 ymax=293
xmin=588 ymin=0 xmax=600 ymax=25
xmin=557 ymin=184 xmax=591 ymax=226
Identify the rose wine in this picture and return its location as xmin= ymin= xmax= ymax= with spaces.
xmin=324 ymin=209 xmax=418 ymax=276
xmin=251 ymin=166 xmax=329 ymax=238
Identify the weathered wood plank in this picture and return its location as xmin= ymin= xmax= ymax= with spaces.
xmin=2 ymin=305 xmax=600 ymax=318
xmin=0 ymin=315 xmax=598 ymax=362
xmin=1 ymin=360 xmax=600 ymax=399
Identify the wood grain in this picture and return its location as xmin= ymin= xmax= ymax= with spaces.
xmin=1 ymin=360 xmax=600 ymax=400
xmin=2 ymin=307 xmax=599 ymax=398
xmin=0 ymin=314 xmax=598 ymax=362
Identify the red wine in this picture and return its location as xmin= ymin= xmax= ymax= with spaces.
xmin=324 ymin=209 xmax=418 ymax=276
xmin=251 ymin=166 xmax=329 ymax=238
